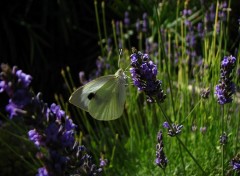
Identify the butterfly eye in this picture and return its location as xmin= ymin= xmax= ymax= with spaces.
xmin=87 ymin=93 xmax=95 ymax=100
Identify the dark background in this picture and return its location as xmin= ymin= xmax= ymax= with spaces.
xmin=0 ymin=0 xmax=140 ymax=104
xmin=0 ymin=0 xmax=239 ymax=104
xmin=0 ymin=0 xmax=101 ymax=103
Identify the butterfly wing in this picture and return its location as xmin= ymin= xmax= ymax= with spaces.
xmin=88 ymin=70 xmax=126 ymax=120
xmin=69 ymin=75 xmax=115 ymax=111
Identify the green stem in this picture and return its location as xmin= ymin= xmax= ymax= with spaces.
xmin=180 ymin=99 xmax=202 ymax=124
xmin=94 ymin=0 xmax=103 ymax=55
xmin=235 ymin=106 xmax=240 ymax=153
xmin=154 ymin=4 xmax=176 ymax=121
xmin=175 ymin=135 xmax=206 ymax=174
xmin=178 ymin=142 xmax=186 ymax=175
xmin=112 ymin=20 xmax=118 ymax=53
xmin=221 ymin=105 xmax=225 ymax=176
xmin=109 ymin=133 xmax=119 ymax=168
xmin=101 ymin=1 xmax=108 ymax=43
xmin=159 ymin=104 xmax=206 ymax=174
xmin=163 ymin=169 xmax=166 ymax=175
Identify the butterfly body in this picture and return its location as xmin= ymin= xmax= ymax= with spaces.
xmin=69 ymin=69 xmax=126 ymax=120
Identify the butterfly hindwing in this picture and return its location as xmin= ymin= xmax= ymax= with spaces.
xmin=88 ymin=74 xmax=126 ymax=120
xmin=89 ymin=75 xmax=126 ymax=120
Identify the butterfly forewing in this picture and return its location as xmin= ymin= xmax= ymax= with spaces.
xmin=69 ymin=75 xmax=115 ymax=111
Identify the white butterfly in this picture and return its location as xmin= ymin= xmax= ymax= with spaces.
xmin=69 ymin=69 xmax=126 ymax=121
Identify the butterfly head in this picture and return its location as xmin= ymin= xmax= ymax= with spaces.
xmin=114 ymin=69 xmax=127 ymax=86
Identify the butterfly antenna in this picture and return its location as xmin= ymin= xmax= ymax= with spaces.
xmin=118 ymin=48 xmax=123 ymax=68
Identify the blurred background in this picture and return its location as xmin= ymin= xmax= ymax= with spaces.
xmin=0 ymin=0 xmax=239 ymax=103
xmin=1 ymin=0 xmax=240 ymax=175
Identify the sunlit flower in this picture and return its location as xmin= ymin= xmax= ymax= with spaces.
xmin=0 ymin=64 xmax=33 ymax=118
xmin=215 ymin=55 xmax=236 ymax=105
xmin=130 ymin=48 xmax=166 ymax=103
xmin=163 ymin=122 xmax=183 ymax=137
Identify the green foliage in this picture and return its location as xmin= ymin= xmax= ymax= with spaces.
xmin=0 ymin=115 xmax=40 ymax=175
xmin=1 ymin=0 xmax=240 ymax=175
xmin=63 ymin=0 xmax=240 ymax=175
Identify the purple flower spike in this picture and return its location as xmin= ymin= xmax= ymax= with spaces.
xmin=1 ymin=64 xmax=104 ymax=176
xmin=230 ymin=154 xmax=240 ymax=173
xmin=28 ymin=129 xmax=44 ymax=147
xmin=99 ymin=158 xmax=108 ymax=167
xmin=163 ymin=122 xmax=170 ymax=128
xmin=124 ymin=11 xmax=130 ymax=28
xmin=155 ymin=131 xmax=168 ymax=169
xmin=50 ymin=103 xmax=65 ymax=121
xmin=16 ymin=69 xmax=32 ymax=88
xmin=0 ymin=64 xmax=33 ymax=118
xmin=215 ymin=55 xmax=236 ymax=105
xmin=130 ymin=48 xmax=166 ymax=103
xmin=37 ymin=167 xmax=49 ymax=176
xmin=219 ymin=132 xmax=228 ymax=145
xmin=136 ymin=18 xmax=140 ymax=32
xmin=142 ymin=13 xmax=148 ymax=32
xmin=163 ymin=122 xmax=183 ymax=137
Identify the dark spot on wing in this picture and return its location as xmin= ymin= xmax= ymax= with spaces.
xmin=87 ymin=92 xmax=95 ymax=100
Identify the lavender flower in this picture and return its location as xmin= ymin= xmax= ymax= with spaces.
xmin=37 ymin=167 xmax=49 ymax=176
xmin=197 ymin=22 xmax=204 ymax=38
xmin=78 ymin=56 xmax=110 ymax=86
xmin=215 ymin=56 xmax=236 ymax=105
xmin=155 ymin=131 xmax=168 ymax=169
xmin=107 ymin=38 xmax=112 ymax=52
xmin=0 ymin=64 xmax=32 ymax=95
xmin=218 ymin=1 xmax=228 ymax=21
xmin=200 ymin=126 xmax=207 ymax=134
xmin=145 ymin=38 xmax=158 ymax=55
xmin=142 ymin=13 xmax=148 ymax=32
xmin=135 ymin=13 xmax=148 ymax=33
xmin=16 ymin=69 xmax=32 ymax=88
xmin=0 ymin=64 xmax=104 ymax=176
xmin=230 ymin=154 xmax=240 ymax=173
xmin=205 ymin=3 xmax=215 ymax=24
xmin=200 ymin=88 xmax=210 ymax=99
xmin=124 ymin=11 xmax=130 ymax=28
xmin=205 ymin=2 xmax=227 ymax=32
xmin=163 ymin=122 xmax=183 ymax=137
xmin=99 ymin=158 xmax=108 ymax=167
xmin=186 ymin=31 xmax=196 ymax=48
xmin=191 ymin=125 xmax=197 ymax=132
xmin=182 ymin=9 xmax=192 ymax=27
xmin=0 ymin=64 xmax=33 ymax=118
xmin=219 ymin=132 xmax=228 ymax=145
xmin=136 ymin=18 xmax=140 ymax=32
xmin=130 ymin=48 xmax=166 ymax=103
xmin=28 ymin=129 xmax=44 ymax=147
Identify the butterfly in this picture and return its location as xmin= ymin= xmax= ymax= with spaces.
xmin=69 ymin=69 xmax=126 ymax=120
